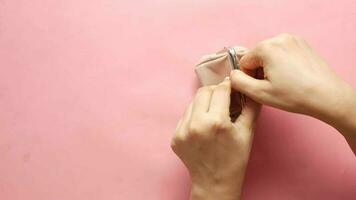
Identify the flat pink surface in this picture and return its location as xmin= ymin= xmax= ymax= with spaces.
xmin=1 ymin=0 xmax=356 ymax=199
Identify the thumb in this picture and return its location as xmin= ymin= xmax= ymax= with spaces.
xmin=235 ymin=97 xmax=261 ymax=129
xmin=230 ymin=70 xmax=271 ymax=103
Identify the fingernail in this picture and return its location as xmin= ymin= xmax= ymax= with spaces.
xmin=224 ymin=76 xmax=230 ymax=81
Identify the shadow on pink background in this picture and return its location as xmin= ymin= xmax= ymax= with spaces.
xmin=0 ymin=0 xmax=356 ymax=199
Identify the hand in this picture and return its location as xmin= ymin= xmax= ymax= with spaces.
xmin=230 ymin=33 xmax=356 ymax=154
xmin=230 ymin=33 xmax=355 ymax=120
xmin=171 ymin=78 xmax=260 ymax=200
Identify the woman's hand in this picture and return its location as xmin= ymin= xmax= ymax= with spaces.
xmin=231 ymin=33 xmax=356 ymax=119
xmin=171 ymin=78 xmax=260 ymax=200
xmin=230 ymin=33 xmax=356 ymax=154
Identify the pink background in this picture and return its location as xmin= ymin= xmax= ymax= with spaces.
xmin=1 ymin=0 xmax=356 ymax=199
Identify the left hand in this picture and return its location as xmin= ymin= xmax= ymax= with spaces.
xmin=171 ymin=78 xmax=260 ymax=200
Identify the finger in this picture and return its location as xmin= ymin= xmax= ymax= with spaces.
xmin=239 ymin=48 xmax=265 ymax=71
xmin=181 ymin=102 xmax=193 ymax=126
xmin=235 ymin=97 xmax=261 ymax=128
xmin=191 ymin=86 xmax=214 ymax=116
xmin=175 ymin=102 xmax=193 ymax=138
xmin=230 ymin=70 xmax=272 ymax=103
xmin=209 ymin=78 xmax=231 ymax=116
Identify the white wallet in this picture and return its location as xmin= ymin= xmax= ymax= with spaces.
xmin=195 ymin=46 xmax=248 ymax=121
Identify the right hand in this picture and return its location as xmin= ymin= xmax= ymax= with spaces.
xmin=230 ymin=33 xmax=356 ymax=121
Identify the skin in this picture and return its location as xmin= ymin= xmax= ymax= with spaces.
xmin=171 ymin=33 xmax=356 ymax=200
xmin=171 ymin=78 xmax=260 ymax=200
xmin=230 ymin=33 xmax=356 ymax=154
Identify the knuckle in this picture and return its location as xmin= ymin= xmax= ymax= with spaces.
xmin=277 ymin=33 xmax=297 ymax=44
xmin=171 ymin=132 xmax=188 ymax=150
xmin=170 ymin=139 xmax=178 ymax=151
xmin=255 ymin=40 xmax=277 ymax=54
xmin=171 ymin=134 xmax=184 ymax=144
xmin=209 ymin=117 xmax=230 ymax=132
xmin=188 ymin=122 xmax=204 ymax=137
xmin=170 ymin=137 xmax=180 ymax=151
xmin=256 ymin=40 xmax=270 ymax=51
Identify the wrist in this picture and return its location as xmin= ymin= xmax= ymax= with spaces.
xmin=313 ymin=81 xmax=356 ymax=137
xmin=190 ymin=180 xmax=241 ymax=200
xmin=190 ymin=173 xmax=244 ymax=200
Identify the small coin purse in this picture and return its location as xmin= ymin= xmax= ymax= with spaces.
xmin=195 ymin=46 xmax=248 ymax=121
